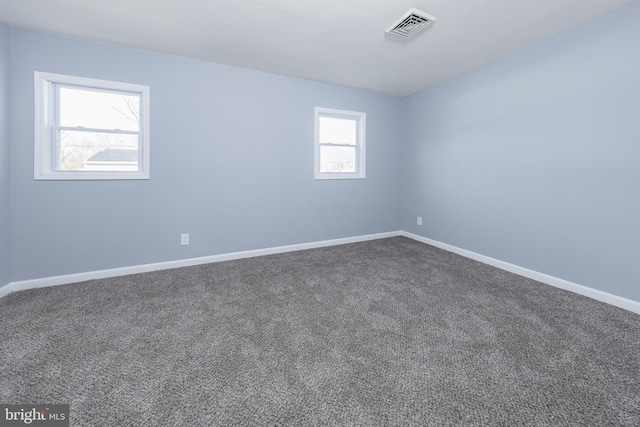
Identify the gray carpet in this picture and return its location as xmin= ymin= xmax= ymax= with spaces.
xmin=1 ymin=237 xmax=639 ymax=426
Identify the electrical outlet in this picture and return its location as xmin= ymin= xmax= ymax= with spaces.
xmin=417 ymin=216 xmax=423 ymax=226
xmin=181 ymin=233 xmax=189 ymax=246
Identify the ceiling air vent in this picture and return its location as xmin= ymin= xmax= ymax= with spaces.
xmin=386 ymin=8 xmax=437 ymax=39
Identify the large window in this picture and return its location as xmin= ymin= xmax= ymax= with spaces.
xmin=314 ymin=107 xmax=366 ymax=180
xmin=34 ymin=72 xmax=150 ymax=180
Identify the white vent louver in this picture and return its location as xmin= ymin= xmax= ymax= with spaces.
xmin=386 ymin=8 xmax=437 ymax=39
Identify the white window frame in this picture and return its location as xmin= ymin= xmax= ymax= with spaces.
xmin=34 ymin=71 xmax=150 ymax=180
xmin=314 ymin=107 xmax=366 ymax=180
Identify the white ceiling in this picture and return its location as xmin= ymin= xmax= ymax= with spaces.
xmin=0 ymin=0 xmax=632 ymax=97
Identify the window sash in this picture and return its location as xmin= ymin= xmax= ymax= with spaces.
xmin=51 ymin=83 xmax=143 ymax=171
xmin=52 ymin=83 xmax=141 ymax=131
xmin=52 ymin=128 xmax=142 ymax=172
xmin=318 ymin=143 xmax=359 ymax=171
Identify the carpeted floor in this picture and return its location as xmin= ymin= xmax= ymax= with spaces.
xmin=1 ymin=237 xmax=639 ymax=426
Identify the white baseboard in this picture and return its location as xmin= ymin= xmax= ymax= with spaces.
xmin=401 ymin=231 xmax=640 ymax=315
xmin=2 ymin=230 xmax=638 ymax=315
xmin=0 ymin=231 xmax=401 ymax=299
xmin=0 ymin=282 xmax=13 ymax=299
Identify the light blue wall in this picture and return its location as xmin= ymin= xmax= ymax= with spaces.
xmin=401 ymin=1 xmax=640 ymax=301
xmin=9 ymin=29 xmax=401 ymax=281
xmin=0 ymin=23 xmax=10 ymax=286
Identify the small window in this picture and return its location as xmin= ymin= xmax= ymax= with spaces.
xmin=34 ymin=72 xmax=150 ymax=180
xmin=314 ymin=107 xmax=366 ymax=179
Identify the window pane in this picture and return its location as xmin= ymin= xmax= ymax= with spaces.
xmin=319 ymin=116 xmax=357 ymax=145
xmin=320 ymin=146 xmax=356 ymax=173
xmin=57 ymin=130 xmax=139 ymax=172
xmin=58 ymin=86 xmax=140 ymax=131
